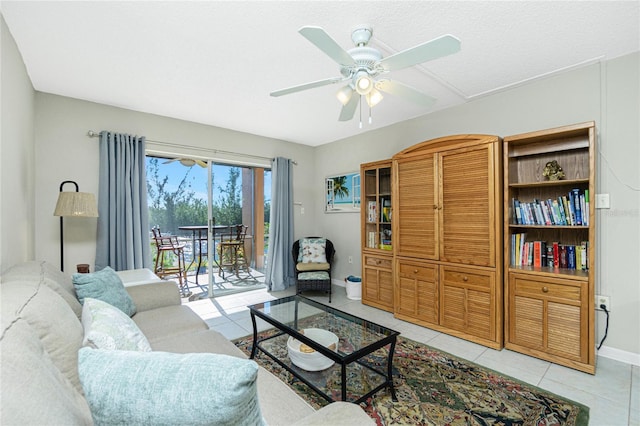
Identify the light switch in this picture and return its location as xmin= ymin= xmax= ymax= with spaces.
xmin=595 ymin=194 xmax=610 ymax=209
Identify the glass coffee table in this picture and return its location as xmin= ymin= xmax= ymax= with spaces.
xmin=248 ymin=295 xmax=399 ymax=403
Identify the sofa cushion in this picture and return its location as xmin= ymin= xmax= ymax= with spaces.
xmin=298 ymin=237 xmax=327 ymax=263
xmin=125 ymin=279 xmax=181 ymax=312
xmin=133 ymin=304 xmax=208 ymax=343
xmin=0 ymin=319 xmax=93 ymax=425
xmin=82 ymin=298 xmax=152 ymax=351
xmin=150 ymin=329 xmax=317 ymax=424
xmin=73 ymin=266 xmax=137 ymax=316
xmin=78 ymin=348 xmax=265 ymax=426
xmin=2 ymin=260 xmax=83 ymax=317
xmin=1 ymin=281 xmax=84 ymax=392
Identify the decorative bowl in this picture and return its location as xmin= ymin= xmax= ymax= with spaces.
xmin=286 ymin=328 xmax=339 ymax=371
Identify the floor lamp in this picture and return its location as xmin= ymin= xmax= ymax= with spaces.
xmin=53 ymin=180 xmax=98 ymax=272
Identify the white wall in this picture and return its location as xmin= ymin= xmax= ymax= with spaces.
xmin=33 ymin=93 xmax=318 ymax=272
xmin=0 ymin=16 xmax=35 ymax=273
xmin=316 ymin=54 xmax=640 ymax=360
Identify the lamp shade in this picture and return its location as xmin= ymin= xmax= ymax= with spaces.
xmin=54 ymin=192 xmax=99 ymax=217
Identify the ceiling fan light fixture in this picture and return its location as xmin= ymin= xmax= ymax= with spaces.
xmin=366 ymin=88 xmax=383 ymax=107
xmin=336 ymin=85 xmax=354 ymax=105
xmin=354 ymin=71 xmax=373 ymax=95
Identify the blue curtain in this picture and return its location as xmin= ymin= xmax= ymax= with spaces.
xmin=265 ymin=157 xmax=294 ymax=291
xmin=95 ymin=131 xmax=151 ymax=271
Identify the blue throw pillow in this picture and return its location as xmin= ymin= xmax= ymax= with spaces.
xmin=78 ymin=348 xmax=265 ymax=426
xmin=73 ymin=266 xmax=136 ymax=316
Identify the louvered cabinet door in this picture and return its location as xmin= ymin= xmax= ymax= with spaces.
xmin=440 ymin=144 xmax=496 ymax=266
xmin=362 ymin=254 xmax=394 ymax=312
xmin=395 ymin=258 xmax=439 ymax=325
xmin=508 ymin=273 xmax=589 ymax=365
xmin=395 ymin=154 xmax=438 ymax=260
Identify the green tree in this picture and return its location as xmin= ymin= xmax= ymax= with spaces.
xmin=214 ymin=167 xmax=242 ymax=225
xmin=332 ymin=175 xmax=349 ymax=199
xmin=146 ymin=157 xmax=206 ymax=234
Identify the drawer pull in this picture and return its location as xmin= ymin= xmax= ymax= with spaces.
xmin=462 ymin=276 xmax=468 ymax=282
xmin=542 ymin=286 xmax=549 ymax=293
xmin=375 ymin=260 xmax=381 ymax=265
xmin=414 ymin=269 xmax=419 ymax=274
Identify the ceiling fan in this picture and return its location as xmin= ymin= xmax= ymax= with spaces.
xmin=163 ymin=158 xmax=207 ymax=168
xmin=270 ymin=25 xmax=461 ymax=122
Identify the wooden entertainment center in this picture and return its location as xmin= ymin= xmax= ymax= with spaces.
xmin=360 ymin=122 xmax=596 ymax=373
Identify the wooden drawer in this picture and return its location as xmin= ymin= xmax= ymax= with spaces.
xmin=440 ymin=266 xmax=493 ymax=290
xmin=512 ymin=274 xmax=582 ymax=303
xmin=364 ymin=255 xmax=392 ymax=269
xmin=398 ymin=260 xmax=437 ymax=280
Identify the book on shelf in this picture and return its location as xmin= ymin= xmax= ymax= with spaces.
xmin=367 ymin=201 xmax=377 ymax=222
xmin=546 ymin=245 xmax=554 ymax=268
xmin=367 ymin=232 xmax=376 ymax=248
xmin=511 ymin=189 xmax=590 ymax=227
xmin=382 ymin=206 xmax=391 ymax=222
xmin=510 ymin=235 xmax=592 ymax=270
xmin=571 ymin=188 xmax=583 ymax=225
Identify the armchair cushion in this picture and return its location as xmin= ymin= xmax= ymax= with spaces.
xmin=78 ymin=348 xmax=265 ymax=426
xmin=298 ymin=237 xmax=327 ymax=263
xmin=298 ymin=271 xmax=330 ymax=281
xmin=73 ymin=267 xmax=137 ymax=317
xmin=296 ymin=262 xmax=330 ymax=272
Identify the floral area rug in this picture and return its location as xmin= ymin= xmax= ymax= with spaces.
xmin=234 ymin=323 xmax=589 ymax=426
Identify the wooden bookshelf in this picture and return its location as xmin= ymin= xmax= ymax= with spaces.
xmin=360 ymin=160 xmax=393 ymax=311
xmin=503 ymin=121 xmax=596 ymax=374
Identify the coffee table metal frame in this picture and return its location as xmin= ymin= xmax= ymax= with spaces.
xmin=248 ymin=295 xmax=399 ymax=404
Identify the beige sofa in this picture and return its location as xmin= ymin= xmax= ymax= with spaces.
xmin=0 ymin=261 xmax=373 ymax=425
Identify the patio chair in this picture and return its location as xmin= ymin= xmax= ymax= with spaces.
xmin=151 ymin=226 xmax=189 ymax=296
xmin=218 ymin=225 xmax=250 ymax=279
xmin=292 ymin=237 xmax=334 ymax=303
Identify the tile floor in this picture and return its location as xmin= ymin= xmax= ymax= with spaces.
xmin=185 ymin=285 xmax=639 ymax=426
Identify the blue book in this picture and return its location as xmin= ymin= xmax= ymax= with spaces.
xmin=567 ymin=245 xmax=576 ymax=269
xmin=572 ymin=189 xmax=582 ymax=225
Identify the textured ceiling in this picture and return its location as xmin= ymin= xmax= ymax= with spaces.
xmin=2 ymin=1 xmax=638 ymax=146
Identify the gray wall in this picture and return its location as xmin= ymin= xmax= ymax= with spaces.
xmin=2 ymin=13 xmax=638 ymax=361
xmin=315 ymin=54 xmax=640 ymax=359
xmin=32 ymin=93 xmax=318 ymax=272
xmin=1 ymin=16 xmax=35 ymax=273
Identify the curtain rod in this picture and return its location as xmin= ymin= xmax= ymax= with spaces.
xmin=86 ymin=130 xmax=296 ymax=165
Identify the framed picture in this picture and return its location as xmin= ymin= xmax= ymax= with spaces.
xmin=325 ymin=171 xmax=360 ymax=213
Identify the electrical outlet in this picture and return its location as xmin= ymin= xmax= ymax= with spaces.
xmin=595 ymin=295 xmax=611 ymax=311
xmin=348 ymin=256 xmax=353 ymax=264
xmin=300 ymin=207 xmax=305 ymax=215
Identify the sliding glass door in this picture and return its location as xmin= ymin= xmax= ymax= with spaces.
xmin=146 ymin=155 xmax=270 ymax=297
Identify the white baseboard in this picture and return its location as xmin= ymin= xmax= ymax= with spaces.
xmin=333 ymin=279 xmax=346 ymax=288
xmin=597 ymin=345 xmax=640 ymax=366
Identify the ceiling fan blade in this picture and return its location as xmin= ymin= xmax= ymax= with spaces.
xmin=271 ymin=76 xmax=344 ymax=97
xmin=299 ymin=26 xmax=356 ymax=67
xmin=338 ymin=94 xmax=359 ymax=121
xmin=375 ymin=79 xmax=437 ymax=107
xmin=378 ymin=34 xmax=461 ymax=72
xmin=162 ymin=158 xmax=178 ymax=165
xmin=195 ymin=159 xmax=207 ymax=168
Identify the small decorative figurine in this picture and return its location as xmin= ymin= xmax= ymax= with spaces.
xmin=543 ymin=160 xmax=565 ymax=181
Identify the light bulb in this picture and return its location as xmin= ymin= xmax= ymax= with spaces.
xmin=336 ymin=85 xmax=353 ymax=105
xmin=366 ymin=89 xmax=383 ymax=107
xmin=354 ymin=71 xmax=373 ymax=95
